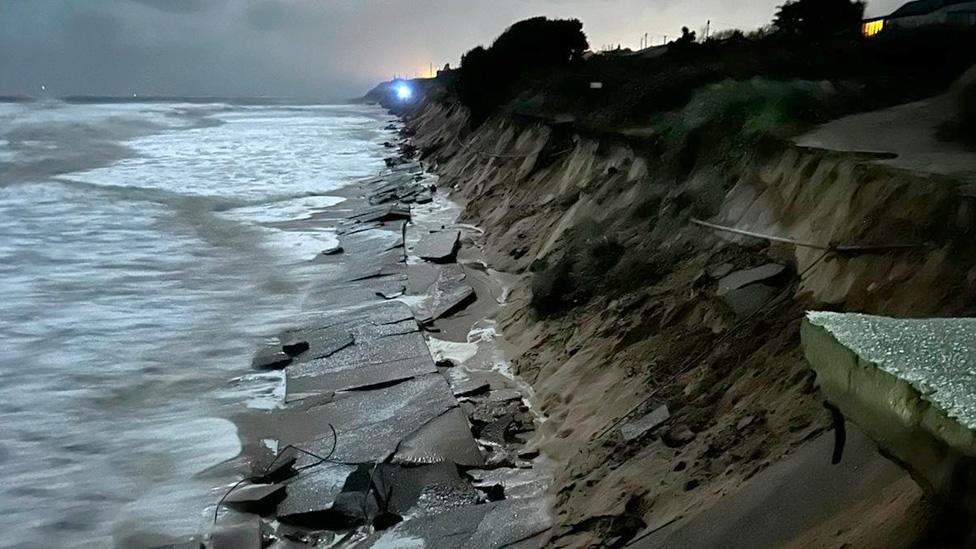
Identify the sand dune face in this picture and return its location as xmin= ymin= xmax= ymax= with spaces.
xmin=400 ymin=89 xmax=976 ymax=547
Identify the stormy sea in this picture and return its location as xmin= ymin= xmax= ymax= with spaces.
xmin=0 ymin=99 xmax=393 ymax=548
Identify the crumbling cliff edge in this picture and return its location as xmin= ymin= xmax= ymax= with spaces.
xmin=391 ymin=80 xmax=976 ymax=547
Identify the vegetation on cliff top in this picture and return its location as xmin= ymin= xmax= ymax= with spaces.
xmin=444 ymin=0 xmax=976 ymax=144
xmin=458 ymin=17 xmax=589 ymax=123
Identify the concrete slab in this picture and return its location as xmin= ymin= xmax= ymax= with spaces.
xmin=337 ymin=221 xmax=383 ymax=236
xmin=346 ymin=205 xmax=411 ymax=224
xmin=414 ymin=231 xmax=461 ymax=263
xmin=276 ymin=462 xmax=358 ymax=525
xmin=281 ymin=326 xmax=354 ymax=364
xmin=393 ymin=407 xmax=485 ymax=467
xmin=469 ymin=468 xmax=550 ymax=500
xmin=721 ymin=283 xmax=778 ymax=317
xmin=343 ymin=248 xmax=405 ymax=282
xmin=360 ymin=498 xmax=550 ymax=549
xmin=277 ymin=374 xmax=463 ymax=464
xmin=287 ymin=354 xmax=437 ymax=395
xmin=286 ymin=330 xmax=434 ymax=394
xmin=372 ymin=461 xmax=483 ymax=517
xmin=222 ymin=482 xmax=286 ymax=514
xmin=716 ymin=264 xmax=785 ymax=296
xmin=416 ymin=264 xmax=476 ymax=324
xmin=803 ymin=312 xmax=976 ymax=491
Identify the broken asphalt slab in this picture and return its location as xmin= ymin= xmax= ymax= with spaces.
xmin=220 ymin=162 xmax=549 ymax=545
xmin=357 ymin=497 xmax=550 ymax=549
xmin=716 ymin=263 xmax=786 ymax=296
xmin=248 ymin=373 xmax=474 ymax=465
xmin=414 ymin=230 xmax=461 ymax=263
xmin=346 ymin=205 xmax=411 ymax=224
xmin=276 ymin=462 xmax=358 ymax=526
xmin=716 ymin=263 xmax=787 ymax=317
xmin=392 ymin=406 xmax=485 ymax=467
xmin=285 ymin=303 xmax=434 ymax=395
xmin=415 ymin=264 xmax=476 ymax=324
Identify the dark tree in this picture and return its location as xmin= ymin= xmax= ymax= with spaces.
xmin=675 ymin=26 xmax=697 ymax=45
xmin=458 ymin=46 xmax=498 ymax=120
xmin=773 ymin=0 xmax=865 ymax=38
xmin=490 ymin=17 xmax=589 ymax=68
xmin=457 ymin=17 xmax=589 ymax=122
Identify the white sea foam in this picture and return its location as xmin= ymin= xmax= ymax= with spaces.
xmin=0 ymin=101 xmax=391 ymax=548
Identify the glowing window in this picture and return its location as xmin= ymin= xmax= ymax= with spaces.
xmin=862 ymin=19 xmax=884 ymax=37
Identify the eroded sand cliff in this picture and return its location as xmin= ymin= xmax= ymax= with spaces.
xmin=400 ymin=91 xmax=976 ymax=547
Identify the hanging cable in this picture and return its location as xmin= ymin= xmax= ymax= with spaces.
xmin=213 ymin=423 xmax=339 ymax=524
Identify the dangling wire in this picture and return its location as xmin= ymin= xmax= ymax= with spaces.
xmin=213 ymin=423 xmax=339 ymax=524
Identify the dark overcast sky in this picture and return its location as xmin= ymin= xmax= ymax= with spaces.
xmin=0 ymin=0 xmax=904 ymax=101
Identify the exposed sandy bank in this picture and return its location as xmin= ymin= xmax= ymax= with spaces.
xmin=400 ymin=89 xmax=976 ymax=547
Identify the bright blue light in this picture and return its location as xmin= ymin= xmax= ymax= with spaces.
xmin=395 ymin=83 xmax=412 ymax=101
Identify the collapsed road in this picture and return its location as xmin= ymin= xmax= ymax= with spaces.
xmin=188 ymin=149 xmax=552 ymax=548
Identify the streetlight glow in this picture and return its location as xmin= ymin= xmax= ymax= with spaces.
xmin=395 ymin=83 xmax=412 ymax=101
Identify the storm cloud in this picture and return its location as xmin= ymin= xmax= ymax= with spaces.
xmin=0 ymin=0 xmax=905 ymax=101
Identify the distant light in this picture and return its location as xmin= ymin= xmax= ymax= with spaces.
xmin=395 ymin=83 xmax=413 ymax=101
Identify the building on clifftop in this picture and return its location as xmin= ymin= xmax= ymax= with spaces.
xmin=863 ymin=0 xmax=976 ymax=36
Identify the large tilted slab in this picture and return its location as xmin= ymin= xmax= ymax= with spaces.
xmin=286 ymin=302 xmax=436 ymax=395
xmin=266 ymin=374 xmax=484 ymax=524
xmin=415 ymin=264 xmax=475 ymax=324
xmin=414 ymin=230 xmax=461 ymax=263
xmin=801 ymin=312 xmax=976 ymax=490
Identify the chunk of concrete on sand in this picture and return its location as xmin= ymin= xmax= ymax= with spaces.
xmin=801 ymin=312 xmax=976 ymax=492
xmin=716 ymin=263 xmax=786 ymax=316
xmin=269 ymin=389 xmax=484 ymax=525
xmin=716 ymin=263 xmax=785 ymax=296
xmin=414 ymin=230 xmax=461 ymax=263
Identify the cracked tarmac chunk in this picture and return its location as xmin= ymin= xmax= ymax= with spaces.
xmin=393 ymin=407 xmax=484 ymax=467
xmin=415 ymin=264 xmax=476 ymax=324
xmin=415 ymin=231 xmax=461 ymax=263
xmin=276 ymin=462 xmax=358 ymax=526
